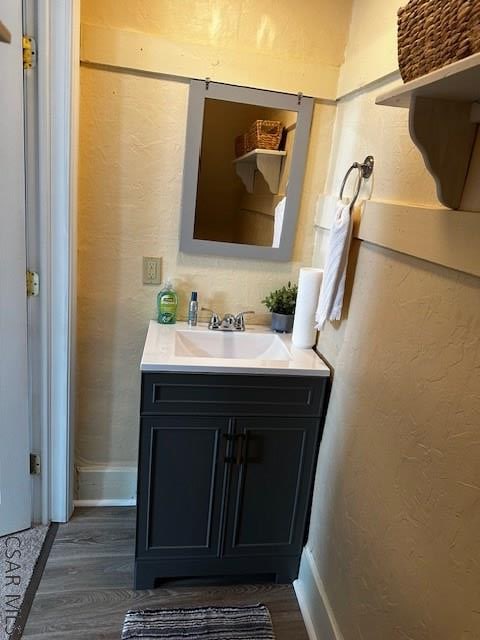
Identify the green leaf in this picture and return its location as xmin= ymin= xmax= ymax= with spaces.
xmin=261 ymin=282 xmax=298 ymax=315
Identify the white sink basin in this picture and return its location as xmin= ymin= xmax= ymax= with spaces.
xmin=175 ymin=329 xmax=291 ymax=360
xmin=141 ymin=321 xmax=330 ymax=377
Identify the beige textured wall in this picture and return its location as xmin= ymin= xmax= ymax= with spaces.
xmin=312 ymin=244 xmax=480 ymax=639
xmin=337 ymin=0 xmax=401 ymax=96
xmin=80 ymin=0 xmax=353 ymax=72
xmin=308 ymin=1 xmax=480 ymax=639
xmin=76 ymin=1 xmax=345 ymax=472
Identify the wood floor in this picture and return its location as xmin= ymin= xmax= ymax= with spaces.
xmin=23 ymin=507 xmax=309 ymax=640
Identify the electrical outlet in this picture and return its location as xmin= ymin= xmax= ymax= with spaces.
xmin=143 ymin=257 xmax=162 ymax=285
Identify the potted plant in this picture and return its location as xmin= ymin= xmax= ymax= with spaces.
xmin=262 ymin=281 xmax=298 ymax=333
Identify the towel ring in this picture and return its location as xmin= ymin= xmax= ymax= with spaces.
xmin=339 ymin=155 xmax=374 ymax=209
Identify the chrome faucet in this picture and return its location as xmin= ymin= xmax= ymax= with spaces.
xmin=221 ymin=313 xmax=236 ymax=331
xmin=202 ymin=308 xmax=254 ymax=331
xmin=202 ymin=308 xmax=221 ymax=330
xmin=233 ymin=311 xmax=255 ymax=331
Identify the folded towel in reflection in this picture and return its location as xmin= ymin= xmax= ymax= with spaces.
xmin=315 ymin=200 xmax=352 ymax=330
xmin=272 ymin=197 xmax=286 ymax=248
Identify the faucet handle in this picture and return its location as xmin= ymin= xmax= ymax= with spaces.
xmin=201 ymin=307 xmax=221 ymax=329
xmin=234 ymin=310 xmax=255 ymax=331
xmin=221 ymin=313 xmax=236 ymax=330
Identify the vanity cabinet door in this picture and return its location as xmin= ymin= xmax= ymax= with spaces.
xmin=223 ymin=417 xmax=319 ymax=558
xmin=136 ymin=416 xmax=230 ymax=560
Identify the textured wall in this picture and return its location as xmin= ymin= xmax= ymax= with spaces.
xmin=76 ymin=1 xmax=342 ymax=471
xmin=337 ymin=0 xmax=401 ymax=96
xmin=311 ymin=244 xmax=480 ymax=639
xmin=325 ymin=80 xmax=440 ymax=207
xmin=308 ymin=1 xmax=480 ymax=638
xmin=80 ymin=0 xmax=353 ymax=73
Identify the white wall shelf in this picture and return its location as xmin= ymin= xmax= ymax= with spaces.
xmin=376 ymin=53 xmax=480 ymax=108
xmin=376 ymin=53 xmax=480 ymax=211
xmin=233 ymin=149 xmax=286 ymax=194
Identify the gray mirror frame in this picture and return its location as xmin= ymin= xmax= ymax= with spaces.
xmin=179 ymin=80 xmax=314 ymax=262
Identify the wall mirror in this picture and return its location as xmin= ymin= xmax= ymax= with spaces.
xmin=180 ymin=80 xmax=314 ymax=261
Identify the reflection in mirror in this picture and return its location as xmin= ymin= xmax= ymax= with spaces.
xmin=194 ymin=99 xmax=297 ymax=248
xmin=180 ymin=81 xmax=313 ymax=261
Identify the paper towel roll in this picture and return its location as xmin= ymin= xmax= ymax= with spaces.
xmin=292 ymin=268 xmax=323 ymax=348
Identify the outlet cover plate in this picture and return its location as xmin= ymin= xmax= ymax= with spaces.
xmin=143 ymin=257 xmax=162 ymax=285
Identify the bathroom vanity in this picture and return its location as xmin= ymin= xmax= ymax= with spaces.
xmin=135 ymin=321 xmax=330 ymax=589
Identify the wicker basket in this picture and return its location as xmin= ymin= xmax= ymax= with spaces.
xmin=234 ymin=120 xmax=283 ymax=157
xmin=246 ymin=120 xmax=283 ymax=153
xmin=398 ymin=0 xmax=480 ymax=82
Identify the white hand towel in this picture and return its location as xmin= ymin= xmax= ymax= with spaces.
xmin=315 ymin=200 xmax=352 ymax=330
xmin=272 ymin=197 xmax=286 ymax=248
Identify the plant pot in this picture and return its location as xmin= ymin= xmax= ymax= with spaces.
xmin=271 ymin=312 xmax=294 ymax=333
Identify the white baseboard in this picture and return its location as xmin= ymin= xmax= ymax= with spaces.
xmin=74 ymin=498 xmax=136 ymax=507
xmin=76 ymin=465 xmax=137 ymax=502
xmin=293 ymin=547 xmax=343 ymax=640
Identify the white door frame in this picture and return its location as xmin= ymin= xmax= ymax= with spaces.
xmin=26 ymin=0 xmax=80 ymax=523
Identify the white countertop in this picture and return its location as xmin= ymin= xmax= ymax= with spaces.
xmin=140 ymin=321 xmax=330 ymax=377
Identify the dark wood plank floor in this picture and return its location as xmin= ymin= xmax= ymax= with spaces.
xmin=23 ymin=507 xmax=308 ymax=640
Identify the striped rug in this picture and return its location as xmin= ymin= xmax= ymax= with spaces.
xmin=121 ymin=604 xmax=275 ymax=640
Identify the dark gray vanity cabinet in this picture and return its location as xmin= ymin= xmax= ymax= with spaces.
xmin=138 ymin=416 xmax=228 ymax=561
xmin=223 ymin=417 xmax=319 ymax=559
xmin=135 ymin=372 xmax=329 ymax=589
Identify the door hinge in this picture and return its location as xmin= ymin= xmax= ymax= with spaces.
xmin=26 ymin=270 xmax=39 ymax=297
xmin=23 ymin=35 xmax=36 ymax=69
xmin=30 ymin=453 xmax=41 ymax=475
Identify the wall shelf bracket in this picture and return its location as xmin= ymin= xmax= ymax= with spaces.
xmin=376 ymin=53 xmax=480 ymax=210
xmin=233 ymin=149 xmax=287 ymax=194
